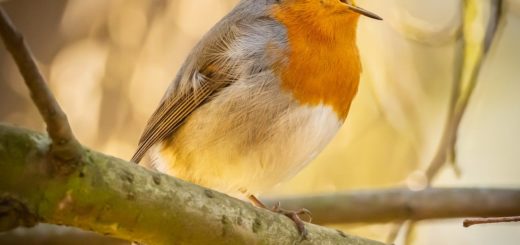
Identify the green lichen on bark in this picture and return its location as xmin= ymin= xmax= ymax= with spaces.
xmin=0 ymin=124 xmax=384 ymax=245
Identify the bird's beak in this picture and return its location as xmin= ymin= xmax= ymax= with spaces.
xmin=346 ymin=3 xmax=382 ymax=20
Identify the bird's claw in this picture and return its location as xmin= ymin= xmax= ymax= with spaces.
xmin=271 ymin=202 xmax=312 ymax=239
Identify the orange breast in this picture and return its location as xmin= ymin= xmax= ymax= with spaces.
xmin=272 ymin=6 xmax=362 ymax=120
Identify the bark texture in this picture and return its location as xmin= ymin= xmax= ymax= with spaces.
xmin=0 ymin=124 xmax=383 ymax=245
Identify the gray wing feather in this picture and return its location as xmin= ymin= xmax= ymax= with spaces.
xmin=132 ymin=26 xmax=240 ymax=163
xmin=131 ymin=1 xmax=282 ymax=163
xmin=131 ymin=81 xmax=222 ymax=163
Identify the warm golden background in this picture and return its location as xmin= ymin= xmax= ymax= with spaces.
xmin=0 ymin=0 xmax=519 ymax=244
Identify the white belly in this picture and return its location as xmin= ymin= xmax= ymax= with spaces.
xmin=152 ymin=101 xmax=342 ymax=197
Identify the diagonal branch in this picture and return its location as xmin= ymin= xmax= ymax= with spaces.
xmin=0 ymin=6 xmax=82 ymax=174
xmin=2 ymin=125 xmax=518 ymax=243
xmin=0 ymin=124 xmax=384 ymax=245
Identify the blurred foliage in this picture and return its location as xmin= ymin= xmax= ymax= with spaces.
xmin=1 ymin=0 xmax=520 ymax=244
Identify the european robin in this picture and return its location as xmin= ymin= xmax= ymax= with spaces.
xmin=132 ymin=0 xmax=381 ymax=236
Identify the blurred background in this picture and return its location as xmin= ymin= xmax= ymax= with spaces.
xmin=0 ymin=0 xmax=519 ymax=244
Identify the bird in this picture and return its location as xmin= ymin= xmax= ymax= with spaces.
xmin=131 ymin=0 xmax=381 ymax=237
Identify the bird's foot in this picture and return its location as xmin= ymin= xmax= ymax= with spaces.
xmin=271 ymin=202 xmax=312 ymax=239
xmin=248 ymin=195 xmax=312 ymax=239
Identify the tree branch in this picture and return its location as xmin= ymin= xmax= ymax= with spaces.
xmin=264 ymin=188 xmax=520 ymax=225
xmin=0 ymin=6 xmax=81 ymax=174
xmin=425 ymin=0 xmax=503 ymax=183
xmin=394 ymin=2 xmax=505 ymax=243
xmin=0 ymin=124 xmax=384 ymax=245
xmin=1 ymin=124 xmax=517 ymax=243
xmin=463 ymin=216 xmax=520 ymax=227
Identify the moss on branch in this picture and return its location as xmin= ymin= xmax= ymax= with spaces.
xmin=0 ymin=124 xmax=383 ymax=245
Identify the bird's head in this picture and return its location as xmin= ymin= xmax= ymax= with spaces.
xmin=274 ymin=0 xmax=381 ymax=20
xmin=272 ymin=0 xmax=381 ymax=38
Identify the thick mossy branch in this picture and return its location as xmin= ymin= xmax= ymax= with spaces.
xmin=0 ymin=124 xmax=383 ymax=245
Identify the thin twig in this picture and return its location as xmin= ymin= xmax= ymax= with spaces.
xmin=403 ymin=221 xmax=417 ymax=245
xmin=425 ymin=0 xmax=503 ymax=184
xmin=389 ymin=2 xmax=504 ymax=242
xmin=264 ymin=188 xmax=520 ymax=224
xmin=386 ymin=221 xmax=405 ymax=244
xmin=463 ymin=216 xmax=520 ymax=227
xmin=0 ymin=7 xmax=81 ymax=173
